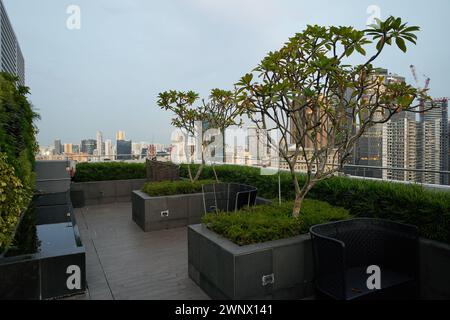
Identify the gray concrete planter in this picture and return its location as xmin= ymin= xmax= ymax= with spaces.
xmin=188 ymin=224 xmax=314 ymax=300
xmin=132 ymin=191 xmax=205 ymax=232
xmin=132 ymin=189 xmax=271 ymax=233
xmin=71 ymin=179 xmax=146 ymax=207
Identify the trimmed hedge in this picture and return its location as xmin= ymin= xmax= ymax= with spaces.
xmin=142 ymin=179 xmax=215 ymax=197
xmin=181 ymin=164 xmax=450 ymax=244
xmin=202 ymin=199 xmax=351 ymax=246
xmin=73 ymin=162 xmax=146 ymax=182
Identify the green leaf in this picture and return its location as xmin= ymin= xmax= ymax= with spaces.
xmin=396 ymin=37 xmax=407 ymax=52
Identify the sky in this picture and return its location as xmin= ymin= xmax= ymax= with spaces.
xmin=3 ymin=0 xmax=450 ymax=146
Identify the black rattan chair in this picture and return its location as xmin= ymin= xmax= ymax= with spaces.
xmin=310 ymin=218 xmax=419 ymax=300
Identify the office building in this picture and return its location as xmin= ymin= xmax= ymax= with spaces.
xmin=117 ymin=140 xmax=132 ymax=160
xmin=81 ymin=139 xmax=97 ymax=156
xmin=54 ymin=140 xmax=62 ymax=155
xmin=72 ymin=144 xmax=80 ymax=154
xmin=116 ymin=131 xmax=126 ymax=141
xmin=0 ymin=0 xmax=25 ymax=85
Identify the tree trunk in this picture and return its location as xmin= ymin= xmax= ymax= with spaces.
xmin=187 ymin=163 xmax=194 ymax=182
xmin=291 ymin=174 xmax=315 ymax=218
xmin=292 ymin=186 xmax=309 ymax=218
xmin=193 ymin=162 xmax=205 ymax=182
xmin=212 ymin=164 xmax=219 ymax=182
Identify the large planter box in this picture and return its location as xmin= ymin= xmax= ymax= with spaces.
xmin=71 ymin=179 xmax=147 ymax=207
xmin=132 ymin=191 xmax=205 ymax=232
xmin=132 ymin=190 xmax=271 ymax=232
xmin=188 ymin=224 xmax=315 ymax=300
xmin=0 ymin=195 xmax=86 ymax=300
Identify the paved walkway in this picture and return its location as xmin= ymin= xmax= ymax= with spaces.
xmin=69 ymin=202 xmax=209 ymax=300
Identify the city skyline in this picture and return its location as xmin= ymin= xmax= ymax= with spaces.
xmin=3 ymin=0 xmax=450 ymax=146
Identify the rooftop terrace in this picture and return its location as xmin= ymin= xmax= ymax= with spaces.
xmin=69 ymin=202 xmax=208 ymax=300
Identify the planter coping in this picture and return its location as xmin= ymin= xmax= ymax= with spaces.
xmin=133 ymin=190 xmax=203 ymax=201
xmin=190 ymin=224 xmax=450 ymax=255
xmin=189 ymin=224 xmax=311 ymax=256
xmin=72 ymin=178 xmax=146 ymax=185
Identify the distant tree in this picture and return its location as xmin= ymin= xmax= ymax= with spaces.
xmin=236 ymin=17 xmax=431 ymax=217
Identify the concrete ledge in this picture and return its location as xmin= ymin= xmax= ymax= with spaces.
xmin=71 ymin=179 xmax=146 ymax=207
xmin=188 ymin=224 xmax=314 ymax=300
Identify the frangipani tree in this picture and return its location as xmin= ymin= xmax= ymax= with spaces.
xmin=200 ymin=89 xmax=243 ymax=164
xmin=158 ymin=89 xmax=242 ymax=182
xmin=236 ymin=17 xmax=431 ymax=217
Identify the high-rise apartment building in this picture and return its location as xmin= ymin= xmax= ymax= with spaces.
xmin=347 ymin=69 xmax=405 ymax=179
xmin=104 ymin=139 xmax=113 ymax=158
xmin=382 ymin=111 xmax=417 ymax=182
xmin=96 ymin=131 xmax=104 ymax=157
xmin=0 ymin=0 xmax=25 ymax=85
xmin=63 ymin=143 xmax=73 ymax=154
xmin=417 ymin=99 xmax=449 ymax=185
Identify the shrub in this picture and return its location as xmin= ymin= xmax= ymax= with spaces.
xmin=182 ymin=164 xmax=450 ymax=244
xmin=202 ymin=199 xmax=351 ymax=246
xmin=142 ymin=179 xmax=216 ymax=197
xmin=73 ymin=162 xmax=146 ymax=182
xmin=0 ymin=153 xmax=32 ymax=253
xmin=0 ymin=72 xmax=39 ymax=190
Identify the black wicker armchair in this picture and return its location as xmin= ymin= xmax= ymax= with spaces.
xmin=310 ymin=218 xmax=419 ymax=300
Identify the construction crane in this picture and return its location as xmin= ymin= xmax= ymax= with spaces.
xmin=410 ymin=65 xmax=431 ymax=91
xmin=410 ymin=65 xmax=432 ymax=116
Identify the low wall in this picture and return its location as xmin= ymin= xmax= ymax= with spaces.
xmin=71 ymin=179 xmax=147 ymax=207
xmin=188 ymin=224 xmax=450 ymax=300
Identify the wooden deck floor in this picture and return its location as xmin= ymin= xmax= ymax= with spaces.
xmin=68 ymin=202 xmax=209 ymax=300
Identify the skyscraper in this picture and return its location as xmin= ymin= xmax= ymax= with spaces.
xmin=116 ymin=131 xmax=126 ymax=141
xmin=0 ymin=0 xmax=25 ymax=85
xmin=81 ymin=139 xmax=97 ymax=156
xmin=417 ymin=99 xmax=449 ymax=185
xmin=96 ymin=131 xmax=104 ymax=157
xmin=347 ymin=69 xmax=405 ymax=179
xmin=117 ymin=140 xmax=132 ymax=160
xmin=104 ymin=139 xmax=113 ymax=157
xmin=63 ymin=143 xmax=73 ymax=154
xmin=382 ymin=111 xmax=417 ymax=182
xmin=54 ymin=140 xmax=62 ymax=155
